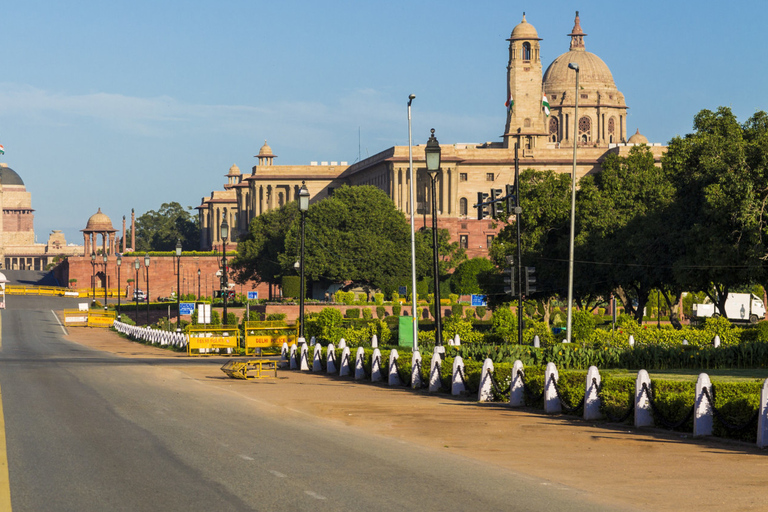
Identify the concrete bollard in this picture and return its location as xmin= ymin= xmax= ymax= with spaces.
xmin=326 ymin=343 xmax=337 ymax=374
xmin=289 ymin=345 xmax=298 ymax=370
xmin=339 ymin=347 xmax=352 ymax=376
xmin=544 ymin=362 xmax=561 ymax=414
xmin=533 ymin=335 xmax=540 ymax=348
xmin=629 ymin=335 xmax=635 ymax=347
xmin=281 ymin=342 xmax=289 ymax=360
xmin=509 ymin=360 xmax=525 ymax=407
xmin=584 ymin=366 xmax=602 ymax=420
xmin=428 ymin=352 xmax=442 ymax=393
xmin=371 ymin=348 xmax=383 ymax=382
xmin=478 ymin=359 xmax=495 ymax=402
xmin=454 ymin=334 xmax=461 ymax=346
xmin=354 ymin=347 xmax=366 ymax=380
xmin=694 ymin=373 xmax=713 ymax=437
xmin=635 ymin=369 xmax=653 ymax=427
xmin=338 ymin=338 xmax=346 ymax=349
xmin=312 ymin=343 xmax=323 ymax=372
xmin=388 ymin=350 xmax=401 ymax=386
xmin=713 ymin=335 xmax=721 ymax=348
xmin=310 ymin=336 xmax=316 ymax=346
xmin=300 ymin=343 xmax=310 ymax=371
xmin=451 ymin=356 xmax=466 ymax=396
xmin=411 ymin=351 xmax=422 ymax=389
xmin=371 ymin=334 xmax=378 ymax=349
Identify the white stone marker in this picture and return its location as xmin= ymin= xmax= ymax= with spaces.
xmin=281 ymin=342 xmax=290 ymax=360
xmin=388 ymin=350 xmax=401 ymax=386
xmin=635 ymin=369 xmax=653 ymax=427
xmin=628 ymin=335 xmax=635 ymax=347
xmin=533 ymin=335 xmax=540 ymax=348
xmin=411 ymin=351 xmax=422 ymax=389
xmin=354 ymin=347 xmax=366 ymax=380
xmin=584 ymin=366 xmax=602 ymax=421
xmin=312 ymin=343 xmax=323 ymax=372
xmin=757 ymin=379 xmax=768 ymax=448
xmin=478 ymin=359 xmax=495 ymax=402
xmin=454 ymin=334 xmax=461 ymax=346
xmin=298 ymin=336 xmax=306 ymax=346
xmin=371 ymin=334 xmax=378 ymax=349
xmin=300 ymin=343 xmax=310 ymax=371
xmin=451 ymin=356 xmax=466 ymax=396
xmin=289 ymin=345 xmax=298 ymax=370
xmin=509 ymin=360 xmax=525 ymax=407
xmin=428 ymin=352 xmax=442 ymax=393
xmin=713 ymin=335 xmax=721 ymax=348
xmin=544 ymin=362 xmax=561 ymax=414
xmin=310 ymin=336 xmax=316 ymax=346
xmin=682 ymin=339 xmax=689 ymax=345
xmin=694 ymin=373 xmax=713 ymax=437
xmin=338 ymin=338 xmax=347 ymax=349
xmin=371 ymin=348 xmax=383 ymax=382
xmin=339 ymin=347 xmax=352 ymax=377
xmin=326 ymin=343 xmax=337 ymax=374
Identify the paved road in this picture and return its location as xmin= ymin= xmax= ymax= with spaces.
xmin=0 ymin=296 xmax=627 ymax=511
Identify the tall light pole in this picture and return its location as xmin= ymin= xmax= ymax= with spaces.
xmin=298 ymin=181 xmax=310 ymax=339
xmin=134 ymin=258 xmax=140 ymax=321
xmin=220 ymin=215 xmax=229 ymax=325
xmin=425 ymin=128 xmax=443 ymax=348
xmin=144 ymin=253 xmax=150 ymax=326
xmin=116 ymin=253 xmax=122 ymax=321
xmin=197 ymin=268 xmax=201 ymax=301
xmin=102 ymin=253 xmax=108 ymax=311
xmin=566 ymin=62 xmax=580 ymax=343
xmin=407 ymin=93 xmax=418 ymax=350
xmin=90 ymin=252 xmax=96 ymax=306
xmin=175 ymin=239 xmax=182 ymax=332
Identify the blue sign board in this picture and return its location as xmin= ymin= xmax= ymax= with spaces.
xmin=398 ymin=286 xmax=407 ymax=296
xmin=247 ymin=291 xmax=259 ymax=300
xmin=471 ymin=294 xmax=487 ymax=307
xmin=179 ymin=302 xmax=195 ymax=315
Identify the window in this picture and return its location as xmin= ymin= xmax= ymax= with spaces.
xmin=580 ymin=93 xmax=588 ymax=99
xmin=486 ymin=173 xmax=495 ymax=182
xmin=459 ymin=173 xmax=468 ymax=182
xmin=486 ymin=235 xmax=494 ymax=248
xmin=459 ymin=235 xmax=469 ymax=249
xmin=522 ymin=42 xmax=531 ymax=60
xmin=459 ymin=198 xmax=468 ymax=217
xmin=549 ymin=116 xmax=559 ymax=143
xmin=578 ymin=116 xmax=592 ymax=144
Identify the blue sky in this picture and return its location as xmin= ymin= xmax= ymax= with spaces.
xmin=1 ymin=0 xmax=766 ymax=243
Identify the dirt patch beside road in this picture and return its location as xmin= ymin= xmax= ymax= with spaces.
xmin=66 ymin=326 xmax=768 ymax=512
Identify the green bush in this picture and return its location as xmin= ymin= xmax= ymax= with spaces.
xmin=491 ymin=306 xmax=518 ymax=343
xmin=266 ymin=313 xmax=287 ymax=321
xmin=362 ymin=308 xmax=373 ymax=320
xmin=451 ymin=304 xmax=464 ymax=318
xmin=572 ymin=310 xmax=597 ymax=342
xmin=465 ymin=307 xmax=475 ymax=320
xmin=374 ymin=293 xmax=384 ymax=305
xmin=376 ymin=306 xmax=386 ymax=319
xmin=345 ymin=308 xmax=360 ymax=319
xmin=392 ymin=304 xmax=402 ymax=316
xmin=282 ymin=276 xmax=300 ymax=298
xmin=476 ymin=305 xmax=487 ymax=318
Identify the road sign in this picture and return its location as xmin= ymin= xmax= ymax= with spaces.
xmin=471 ymin=294 xmax=487 ymax=307
xmin=398 ymin=286 xmax=407 ymax=296
xmin=179 ymin=302 xmax=195 ymax=315
xmin=247 ymin=291 xmax=258 ymax=300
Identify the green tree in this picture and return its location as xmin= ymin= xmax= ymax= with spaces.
xmin=451 ymin=257 xmax=495 ymax=295
xmin=132 ymin=202 xmax=199 ymax=251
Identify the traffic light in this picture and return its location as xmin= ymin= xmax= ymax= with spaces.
xmin=490 ymin=188 xmax=503 ymax=218
xmin=525 ymin=266 xmax=537 ymax=295
xmin=477 ymin=192 xmax=490 ymax=219
xmin=503 ymin=255 xmax=515 ymax=296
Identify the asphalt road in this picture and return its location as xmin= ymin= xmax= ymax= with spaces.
xmin=0 ymin=296 xmax=628 ymax=511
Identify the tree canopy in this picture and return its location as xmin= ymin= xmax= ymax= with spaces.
xmin=132 ymin=202 xmax=199 ymax=252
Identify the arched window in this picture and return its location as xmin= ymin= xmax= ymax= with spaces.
xmin=459 ymin=197 xmax=468 ymax=217
xmin=608 ymin=117 xmax=616 ymax=143
xmin=578 ymin=116 xmax=592 ymax=144
xmin=549 ymin=117 xmax=559 ymax=142
xmin=524 ymin=118 xmax=531 ymax=128
xmin=522 ymin=42 xmax=531 ymax=60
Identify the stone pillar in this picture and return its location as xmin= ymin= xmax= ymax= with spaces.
xmin=122 ymin=216 xmax=126 ymax=253
xmin=131 ymin=209 xmax=136 ymax=251
xmin=83 ymin=233 xmax=89 ymax=256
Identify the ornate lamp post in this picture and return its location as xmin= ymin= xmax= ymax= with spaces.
xmin=134 ymin=258 xmax=140 ymax=321
xmin=144 ymin=253 xmax=150 ymax=326
xmin=298 ymin=182 xmax=310 ymax=339
xmin=116 ymin=253 xmax=122 ymax=321
xmin=90 ymin=252 xmax=96 ymax=306
xmin=566 ymin=62 xmax=580 ymax=343
xmin=424 ymin=129 xmax=443 ymax=348
xmin=175 ymin=239 xmax=182 ymax=332
xmin=220 ymin=216 xmax=229 ymax=324
xmin=102 ymin=253 xmax=108 ymax=311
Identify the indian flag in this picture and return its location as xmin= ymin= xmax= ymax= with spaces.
xmin=542 ymin=95 xmax=550 ymax=116
xmin=505 ymin=93 xmax=513 ymax=113
xmin=0 ymin=145 xmax=4 ymax=155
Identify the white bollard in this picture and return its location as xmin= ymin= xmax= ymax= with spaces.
xmin=544 ymin=362 xmax=561 ymax=414
xmin=289 ymin=345 xmax=298 ymax=370
xmin=428 ymin=352 xmax=442 ymax=393
xmin=584 ymin=366 xmax=602 ymax=420
xmin=339 ymin=347 xmax=352 ymax=377
xmin=298 ymin=336 xmax=306 ymax=346
xmin=682 ymin=339 xmax=689 ymax=345
xmin=454 ymin=334 xmax=461 ymax=346
xmin=509 ymin=360 xmax=525 ymax=407
xmin=338 ymin=338 xmax=347 ymax=349
xmin=388 ymin=350 xmax=401 ymax=386
xmin=326 ymin=343 xmax=337 ymax=374
xmin=533 ymin=335 xmax=540 ymax=348
xmin=354 ymin=347 xmax=366 ymax=380
xmin=300 ymin=344 xmax=310 ymax=371
xmin=371 ymin=348 xmax=383 ymax=382
xmin=478 ymin=359 xmax=495 ymax=402
xmin=757 ymin=379 xmax=768 ymax=448
xmin=281 ymin=342 xmax=289 ymax=360
xmin=371 ymin=334 xmax=378 ymax=349
xmin=310 ymin=336 xmax=316 ymax=346
xmin=451 ymin=356 xmax=466 ymax=396
xmin=694 ymin=373 xmax=713 ymax=437
xmin=713 ymin=335 xmax=721 ymax=348
xmin=629 ymin=335 xmax=635 ymax=347
xmin=312 ymin=343 xmax=323 ymax=372
xmin=411 ymin=351 xmax=422 ymax=389
xmin=635 ymin=369 xmax=653 ymax=427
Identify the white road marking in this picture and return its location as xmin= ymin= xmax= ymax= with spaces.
xmin=305 ymin=490 xmax=326 ymax=500
xmin=268 ymin=470 xmax=287 ymax=478
xmin=51 ymin=310 xmax=67 ymax=335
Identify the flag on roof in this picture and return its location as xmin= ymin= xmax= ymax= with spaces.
xmin=0 ymin=145 xmax=4 ymax=155
xmin=542 ymin=95 xmax=550 ymax=116
xmin=505 ymin=93 xmax=514 ymax=113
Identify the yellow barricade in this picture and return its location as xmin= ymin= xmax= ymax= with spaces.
xmin=87 ymin=310 xmax=116 ymax=327
xmin=220 ymin=359 xmax=278 ymax=380
xmin=243 ymin=321 xmax=298 ymax=355
xmin=187 ymin=325 xmax=240 ymax=356
xmin=63 ymin=309 xmax=90 ymax=326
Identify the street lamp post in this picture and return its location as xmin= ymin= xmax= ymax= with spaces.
xmin=90 ymin=252 xmax=96 ymax=306
xmin=424 ymin=129 xmax=443 ymax=348
xmin=566 ymin=62 xmax=580 ymax=343
xmin=134 ymin=258 xmax=140 ymax=321
xmin=197 ymin=268 xmax=201 ymax=301
xmin=298 ymin=181 xmax=310 ymax=339
xmin=220 ymin=216 xmax=229 ymax=325
xmin=116 ymin=254 xmax=122 ymax=321
xmin=175 ymin=239 xmax=182 ymax=332
xmin=144 ymin=253 xmax=150 ymax=326
xmin=407 ymin=93 xmax=418 ymax=351
xmin=102 ymin=253 xmax=108 ymax=311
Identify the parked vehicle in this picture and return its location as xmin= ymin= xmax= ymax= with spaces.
xmin=133 ymin=290 xmax=146 ymax=301
xmin=692 ymin=293 xmax=766 ymax=324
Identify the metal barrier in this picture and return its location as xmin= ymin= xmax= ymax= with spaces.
xmin=187 ymin=325 xmax=239 ymax=356
xmin=243 ymin=321 xmax=298 ymax=354
xmin=63 ymin=309 xmax=116 ymax=327
xmin=220 ymin=359 xmax=278 ymax=380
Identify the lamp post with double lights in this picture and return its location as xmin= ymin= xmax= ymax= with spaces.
xmin=220 ymin=216 xmax=229 ymax=324
xmin=134 ymin=258 xmax=140 ymax=321
xmin=144 ymin=253 xmax=150 ymax=326
xmin=298 ymin=181 xmax=310 ymax=339
xmin=424 ymin=129 xmax=443 ymax=348
xmin=90 ymin=252 xmax=96 ymax=306
xmin=565 ymin=62 xmax=580 ymax=343
xmin=116 ymin=253 xmax=122 ymax=321
xmin=102 ymin=253 xmax=108 ymax=311
xmin=175 ymin=239 xmax=182 ymax=332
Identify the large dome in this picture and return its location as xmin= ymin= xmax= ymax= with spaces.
xmin=543 ymin=50 xmax=617 ymax=92
xmin=83 ymin=208 xmax=115 ymax=232
xmin=0 ymin=164 xmax=25 ymax=186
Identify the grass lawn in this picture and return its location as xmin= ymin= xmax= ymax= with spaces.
xmin=603 ymin=368 xmax=768 ymax=383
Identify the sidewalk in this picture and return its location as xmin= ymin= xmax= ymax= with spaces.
xmin=66 ymin=326 xmax=767 ymax=512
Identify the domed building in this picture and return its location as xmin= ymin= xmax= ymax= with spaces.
xmin=82 ymin=208 xmax=118 ymax=256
